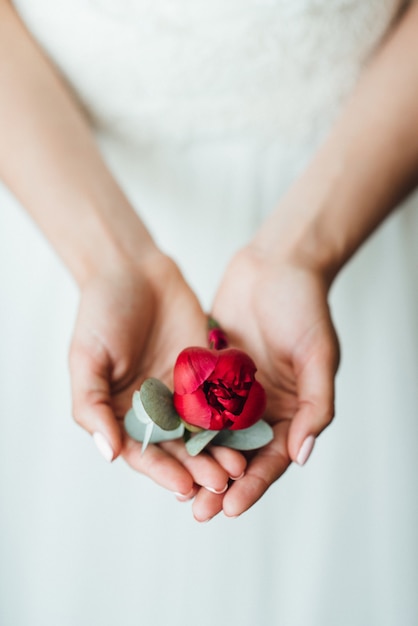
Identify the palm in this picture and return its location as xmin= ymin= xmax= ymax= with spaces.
xmin=111 ymin=267 xmax=207 ymax=413
xmin=71 ymin=254 xmax=210 ymax=431
xmin=69 ymin=255 xmax=247 ymax=512
xmin=212 ymin=248 xmax=340 ymax=514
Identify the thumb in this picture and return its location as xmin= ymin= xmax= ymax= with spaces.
xmin=69 ymin=345 xmax=123 ymax=462
xmin=287 ymin=341 xmax=339 ymax=466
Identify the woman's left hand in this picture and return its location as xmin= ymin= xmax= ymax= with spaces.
xmin=204 ymin=245 xmax=340 ymax=518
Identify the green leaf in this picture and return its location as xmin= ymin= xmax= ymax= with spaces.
xmin=213 ymin=420 xmax=273 ymax=451
xmin=124 ymin=408 xmax=184 ymax=443
xmin=140 ymin=421 xmax=155 ymax=456
xmin=208 ymin=316 xmax=220 ymax=330
xmin=185 ymin=429 xmax=220 ymax=456
xmin=132 ymin=391 xmax=151 ymax=424
xmin=138 ymin=378 xmax=181 ymax=431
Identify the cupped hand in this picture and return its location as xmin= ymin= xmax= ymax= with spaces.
xmin=69 ymin=253 xmax=246 ymax=515
xmin=209 ymin=246 xmax=340 ymax=517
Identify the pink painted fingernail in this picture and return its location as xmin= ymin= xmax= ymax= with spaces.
xmin=194 ymin=516 xmax=213 ymax=524
xmin=296 ymin=435 xmax=315 ymax=466
xmin=174 ymin=488 xmax=195 ymax=502
xmin=93 ymin=431 xmax=114 ymax=462
xmin=205 ymin=484 xmax=228 ymax=495
xmin=230 ymin=471 xmax=245 ymax=481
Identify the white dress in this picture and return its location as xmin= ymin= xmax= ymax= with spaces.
xmin=1 ymin=1 xmax=417 ymax=625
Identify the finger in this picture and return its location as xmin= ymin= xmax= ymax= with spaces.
xmin=69 ymin=346 xmax=122 ymax=461
xmin=159 ymin=440 xmax=230 ymax=494
xmin=192 ymin=488 xmax=225 ymax=523
xmin=288 ymin=342 xmax=339 ymax=465
xmin=222 ymin=421 xmax=290 ymax=517
xmin=175 ymin=484 xmax=199 ymax=502
xmin=122 ymin=436 xmax=195 ymax=496
xmin=207 ymin=445 xmax=247 ymax=480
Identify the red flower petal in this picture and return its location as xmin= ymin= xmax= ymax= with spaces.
xmin=173 ymin=389 xmax=213 ymax=429
xmin=173 ymin=347 xmax=218 ymax=394
xmin=228 ymin=381 xmax=267 ymax=430
xmin=208 ymin=328 xmax=228 ymax=350
xmin=211 ymin=349 xmax=257 ymax=387
xmin=206 ymin=410 xmax=232 ymax=431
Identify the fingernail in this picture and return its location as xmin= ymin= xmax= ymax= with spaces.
xmin=224 ymin=510 xmax=241 ymax=519
xmin=93 ymin=431 xmax=114 ymax=462
xmin=194 ymin=516 xmax=213 ymax=524
xmin=296 ymin=435 xmax=315 ymax=466
xmin=230 ymin=471 xmax=245 ymax=481
xmin=174 ymin=488 xmax=195 ymax=502
xmin=205 ymin=484 xmax=228 ymax=495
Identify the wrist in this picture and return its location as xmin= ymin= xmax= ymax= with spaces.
xmin=75 ymin=215 xmax=179 ymax=304
xmin=251 ymin=155 xmax=346 ymax=287
xmin=250 ymin=123 xmax=400 ymax=287
xmin=59 ymin=191 xmax=161 ymax=288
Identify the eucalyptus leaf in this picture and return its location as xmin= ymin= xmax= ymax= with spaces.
xmin=139 ymin=378 xmax=181 ymax=431
xmin=132 ymin=391 xmax=152 ymax=424
xmin=140 ymin=421 xmax=155 ymax=456
xmin=213 ymin=420 xmax=273 ymax=451
xmin=185 ymin=429 xmax=220 ymax=456
xmin=124 ymin=408 xmax=184 ymax=443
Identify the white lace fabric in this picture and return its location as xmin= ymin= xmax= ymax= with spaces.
xmin=13 ymin=0 xmax=402 ymax=144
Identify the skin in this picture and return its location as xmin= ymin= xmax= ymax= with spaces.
xmin=0 ymin=1 xmax=246 ymax=505
xmin=1 ymin=0 xmax=418 ymax=521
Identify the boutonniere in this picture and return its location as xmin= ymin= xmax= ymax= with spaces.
xmin=124 ymin=319 xmax=273 ymax=455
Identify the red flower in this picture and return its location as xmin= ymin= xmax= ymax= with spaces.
xmin=173 ymin=347 xmax=266 ymax=431
xmin=208 ymin=327 xmax=228 ymax=350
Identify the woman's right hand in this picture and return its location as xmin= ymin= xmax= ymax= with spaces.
xmin=0 ymin=3 xmax=245 ymax=521
xmin=69 ymin=252 xmax=247 ymax=519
